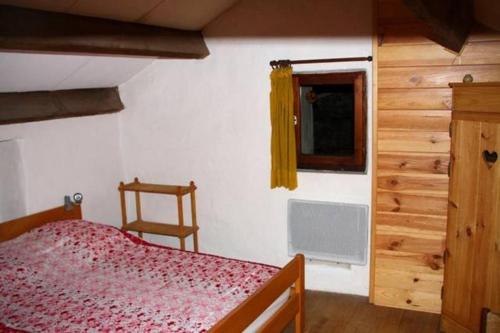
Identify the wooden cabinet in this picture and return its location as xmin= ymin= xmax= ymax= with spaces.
xmin=441 ymin=83 xmax=500 ymax=333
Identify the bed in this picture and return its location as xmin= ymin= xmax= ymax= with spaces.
xmin=0 ymin=205 xmax=304 ymax=333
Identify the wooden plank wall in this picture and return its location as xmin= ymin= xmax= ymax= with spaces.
xmin=371 ymin=0 xmax=500 ymax=313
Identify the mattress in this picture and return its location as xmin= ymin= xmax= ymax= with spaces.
xmin=0 ymin=220 xmax=281 ymax=332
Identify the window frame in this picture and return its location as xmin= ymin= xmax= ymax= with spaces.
xmin=292 ymin=71 xmax=367 ymax=172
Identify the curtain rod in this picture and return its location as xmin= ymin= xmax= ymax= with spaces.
xmin=269 ymin=56 xmax=372 ymax=68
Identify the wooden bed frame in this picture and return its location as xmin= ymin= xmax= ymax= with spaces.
xmin=0 ymin=205 xmax=304 ymax=333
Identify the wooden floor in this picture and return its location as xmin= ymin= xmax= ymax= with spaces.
xmin=284 ymin=291 xmax=441 ymax=333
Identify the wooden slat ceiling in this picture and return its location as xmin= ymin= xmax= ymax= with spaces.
xmin=0 ymin=0 xmax=240 ymax=30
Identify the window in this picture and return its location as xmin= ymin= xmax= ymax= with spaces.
xmin=293 ymin=71 xmax=366 ymax=172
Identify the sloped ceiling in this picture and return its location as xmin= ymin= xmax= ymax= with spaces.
xmin=0 ymin=0 xmax=240 ymax=30
xmin=0 ymin=52 xmax=154 ymax=93
xmin=3 ymin=0 xmax=495 ymax=94
xmin=0 ymin=0 xmax=240 ymax=93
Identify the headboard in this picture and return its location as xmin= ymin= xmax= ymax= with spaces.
xmin=0 ymin=205 xmax=82 ymax=242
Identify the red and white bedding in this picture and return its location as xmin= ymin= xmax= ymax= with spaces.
xmin=0 ymin=220 xmax=279 ymax=333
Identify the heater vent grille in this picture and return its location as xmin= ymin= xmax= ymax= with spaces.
xmin=287 ymin=199 xmax=369 ymax=265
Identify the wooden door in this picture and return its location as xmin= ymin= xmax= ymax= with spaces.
xmin=482 ymin=123 xmax=500 ymax=315
xmin=442 ymin=119 xmax=482 ymax=332
xmin=442 ymin=120 xmax=500 ymax=332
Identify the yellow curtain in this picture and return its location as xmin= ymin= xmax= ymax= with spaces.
xmin=270 ymin=66 xmax=297 ymax=190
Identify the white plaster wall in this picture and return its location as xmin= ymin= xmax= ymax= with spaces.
xmin=0 ymin=139 xmax=27 ymax=221
xmin=0 ymin=114 xmax=124 ymax=225
xmin=119 ymin=0 xmax=372 ymax=295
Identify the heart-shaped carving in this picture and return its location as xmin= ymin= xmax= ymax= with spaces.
xmin=483 ymin=150 xmax=498 ymax=164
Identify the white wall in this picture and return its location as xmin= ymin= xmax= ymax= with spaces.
xmin=0 ymin=52 xmax=151 ymax=225
xmin=0 ymin=114 xmax=124 ymax=225
xmin=119 ymin=0 xmax=373 ymax=295
xmin=0 ymin=139 xmax=27 ymax=221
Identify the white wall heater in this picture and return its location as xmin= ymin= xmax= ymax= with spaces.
xmin=287 ymin=199 xmax=369 ymax=265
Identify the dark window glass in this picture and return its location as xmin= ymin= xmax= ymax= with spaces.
xmin=300 ymin=84 xmax=354 ymax=156
xmin=293 ymin=72 xmax=366 ymax=172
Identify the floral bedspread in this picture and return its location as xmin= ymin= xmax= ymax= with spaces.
xmin=0 ymin=220 xmax=279 ymax=333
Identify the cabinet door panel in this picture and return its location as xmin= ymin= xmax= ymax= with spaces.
xmin=480 ymin=123 xmax=500 ymax=313
xmin=442 ymin=120 xmax=482 ymax=330
xmin=443 ymin=120 xmax=500 ymax=332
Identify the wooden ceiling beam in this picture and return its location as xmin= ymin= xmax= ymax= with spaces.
xmin=0 ymin=5 xmax=209 ymax=59
xmin=402 ymin=0 xmax=475 ymax=53
xmin=0 ymin=87 xmax=124 ymax=125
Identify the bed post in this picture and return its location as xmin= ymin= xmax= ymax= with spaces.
xmin=295 ymin=254 xmax=305 ymax=333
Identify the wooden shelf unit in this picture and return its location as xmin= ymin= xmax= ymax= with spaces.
xmin=118 ymin=178 xmax=199 ymax=252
